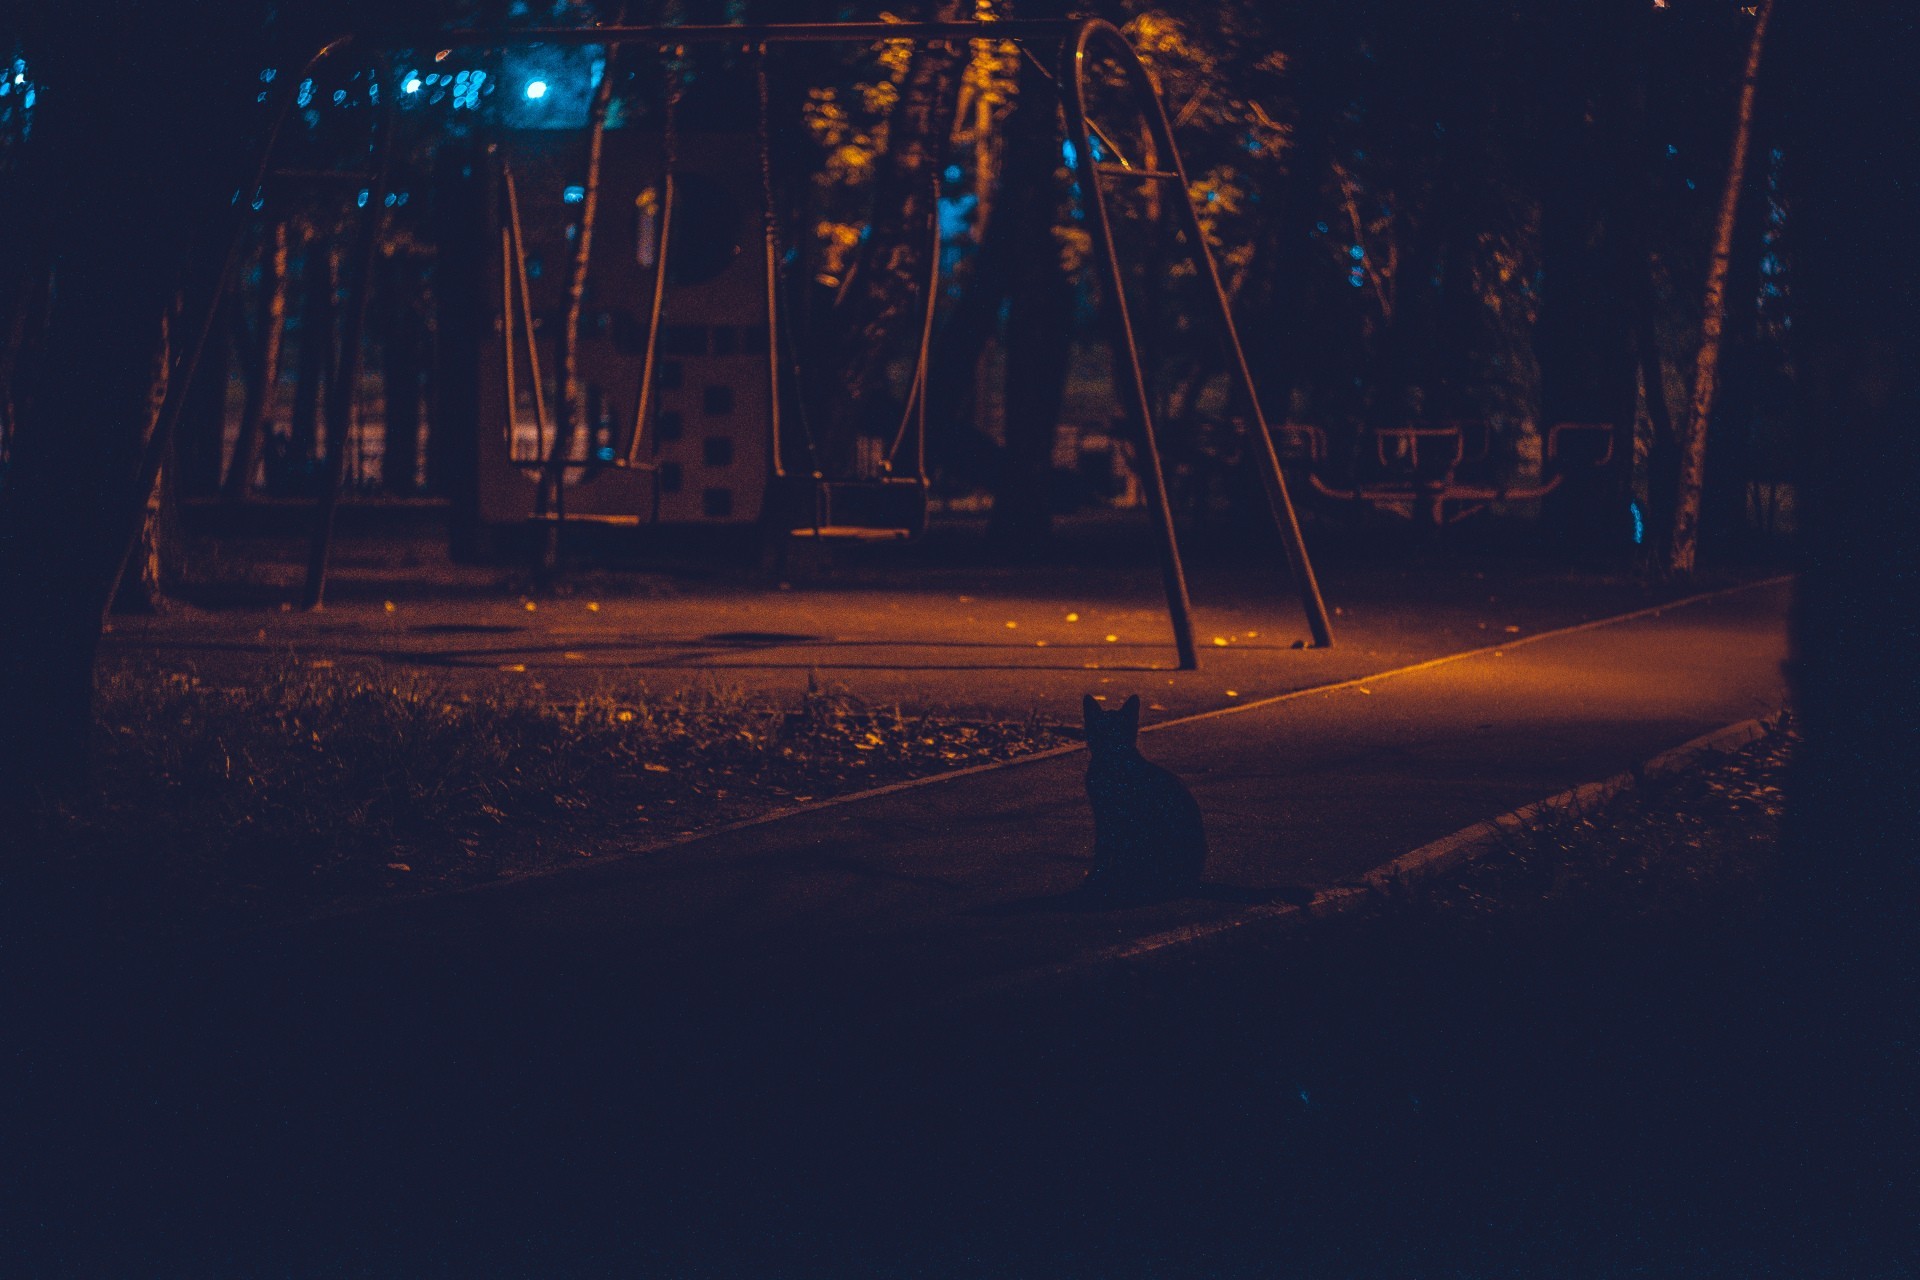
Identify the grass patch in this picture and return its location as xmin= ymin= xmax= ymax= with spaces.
xmin=20 ymin=658 xmax=1070 ymax=931
xmin=1399 ymin=720 xmax=1793 ymax=928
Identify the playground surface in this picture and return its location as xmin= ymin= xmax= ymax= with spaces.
xmin=19 ymin=549 xmax=1799 ymax=1272
xmin=282 ymin=573 xmax=1790 ymax=998
xmin=104 ymin=509 xmax=1781 ymax=725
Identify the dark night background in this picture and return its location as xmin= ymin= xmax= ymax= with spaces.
xmin=1 ymin=1 xmax=1914 ymax=1274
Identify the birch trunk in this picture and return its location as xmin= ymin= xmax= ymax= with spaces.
xmin=1666 ymin=0 xmax=1773 ymax=576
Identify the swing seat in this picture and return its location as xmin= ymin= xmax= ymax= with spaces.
xmin=779 ymin=476 xmax=928 ymax=541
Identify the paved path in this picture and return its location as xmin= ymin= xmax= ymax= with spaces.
xmin=17 ymin=577 xmax=1794 ymax=1272
xmin=103 ymin=554 xmax=1776 ymax=723
xmin=292 ymin=577 xmax=1791 ymax=1003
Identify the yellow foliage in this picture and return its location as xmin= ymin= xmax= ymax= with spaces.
xmin=861 ymin=79 xmax=900 ymax=117
xmin=1054 ymin=225 xmax=1093 ymax=276
xmin=1187 ymin=165 xmax=1248 ymax=250
xmin=804 ymin=88 xmax=850 ymax=149
xmin=815 ymin=220 xmax=864 ymax=285
xmin=874 ymin=12 xmax=913 ymax=79
xmin=828 ymin=142 xmax=876 ymax=184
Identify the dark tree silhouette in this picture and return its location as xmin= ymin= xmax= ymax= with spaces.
xmin=0 ymin=9 xmax=266 ymax=804
xmin=1772 ymin=3 xmax=1919 ymax=1231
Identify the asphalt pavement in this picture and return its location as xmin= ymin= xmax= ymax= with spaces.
xmin=291 ymin=575 xmax=1791 ymax=1003
xmin=14 ymin=573 xmax=1801 ymax=1274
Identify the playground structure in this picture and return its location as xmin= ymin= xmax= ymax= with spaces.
xmin=153 ymin=18 xmax=1345 ymax=668
xmin=1281 ymin=419 xmax=1617 ymax=527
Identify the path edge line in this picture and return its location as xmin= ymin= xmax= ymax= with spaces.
xmin=1139 ymin=573 xmax=1791 ymax=736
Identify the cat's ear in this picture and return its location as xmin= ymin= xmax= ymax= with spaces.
xmin=1083 ymin=693 xmax=1102 ymax=726
xmin=1121 ymin=694 xmax=1141 ymax=727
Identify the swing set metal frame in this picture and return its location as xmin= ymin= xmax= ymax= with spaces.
xmin=154 ymin=17 xmax=1336 ymax=665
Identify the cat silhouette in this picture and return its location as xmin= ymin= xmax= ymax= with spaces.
xmin=1081 ymin=694 xmax=1207 ymax=902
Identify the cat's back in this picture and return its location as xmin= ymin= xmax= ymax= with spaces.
xmin=1087 ymin=747 xmax=1205 ymax=830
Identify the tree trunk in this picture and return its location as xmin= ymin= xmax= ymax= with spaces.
xmin=289 ymin=235 xmax=339 ymax=488
xmin=986 ymin=53 xmax=1073 ymax=552
xmin=226 ymin=219 xmax=289 ymax=500
xmin=0 ymin=278 xmax=176 ymax=805
xmin=921 ymin=227 xmax=1007 ymax=490
xmin=0 ymin=8 xmax=257 ymax=807
xmin=432 ymin=141 xmax=494 ymax=556
xmin=1636 ymin=305 xmax=1681 ymax=569
xmin=377 ymin=248 xmax=425 ymax=495
xmin=1665 ymin=0 xmax=1773 ymax=577
xmin=1701 ymin=124 xmax=1776 ymax=551
xmin=1769 ymin=4 xmax=1919 ymax=1237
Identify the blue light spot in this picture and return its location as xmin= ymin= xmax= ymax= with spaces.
xmin=1349 ymin=244 xmax=1365 ymax=260
xmin=1666 ymin=144 xmax=1679 ymax=157
xmin=944 ymin=164 xmax=963 ymax=184
xmin=404 ymin=76 xmax=422 ymax=93
xmin=296 ymin=78 xmax=313 ymax=107
xmin=563 ymin=184 xmax=586 ymax=204
xmin=1630 ymin=501 xmax=1645 ymax=545
xmin=260 ymin=68 xmax=277 ymax=83
xmin=1314 ymin=221 xmax=1329 ymax=234
xmin=525 ymin=79 xmax=548 ymax=101
xmin=938 ymin=192 xmax=977 ymax=240
xmin=251 ymin=196 xmax=265 ymax=211
xmin=1061 ymin=140 xmax=1078 ymax=167
xmin=357 ymin=189 xmax=369 ymax=208
xmin=332 ymin=89 xmax=346 ymax=105
xmin=454 ymin=69 xmax=485 ymax=109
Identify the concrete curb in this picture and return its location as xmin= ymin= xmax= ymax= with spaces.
xmin=968 ymin=707 xmax=1791 ymax=998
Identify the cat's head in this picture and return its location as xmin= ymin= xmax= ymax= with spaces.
xmin=1082 ymin=693 xmax=1141 ymax=751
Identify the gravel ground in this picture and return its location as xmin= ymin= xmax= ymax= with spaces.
xmin=14 ymin=657 xmax=1071 ymax=932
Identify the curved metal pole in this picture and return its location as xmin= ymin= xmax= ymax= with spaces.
xmin=1067 ymin=18 xmax=1334 ymax=650
xmin=1060 ymin=21 xmax=1198 ymax=671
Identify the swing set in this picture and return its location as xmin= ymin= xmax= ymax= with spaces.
xmin=165 ymin=18 xmax=1336 ymax=668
